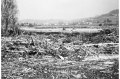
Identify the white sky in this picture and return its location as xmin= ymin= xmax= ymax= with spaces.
xmin=16 ymin=0 xmax=119 ymax=20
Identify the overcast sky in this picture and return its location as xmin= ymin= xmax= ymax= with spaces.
xmin=16 ymin=0 xmax=119 ymax=20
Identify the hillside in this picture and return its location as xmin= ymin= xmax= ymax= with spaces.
xmin=19 ymin=9 xmax=119 ymax=26
xmin=93 ymin=9 xmax=119 ymax=24
xmin=96 ymin=9 xmax=119 ymax=18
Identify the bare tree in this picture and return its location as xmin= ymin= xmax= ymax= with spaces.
xmin=1 ymin=0 xmax=18 ymax=36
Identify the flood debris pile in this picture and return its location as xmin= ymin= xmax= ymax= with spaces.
xmin=1 ymin=33 xmax=119 ymax=79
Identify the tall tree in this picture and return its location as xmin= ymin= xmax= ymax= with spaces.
xmin=1 ymin=0 xmax=18 ymax=36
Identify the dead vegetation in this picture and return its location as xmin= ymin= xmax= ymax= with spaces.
xmin=1 ymin=29 xmax=119 ymax=79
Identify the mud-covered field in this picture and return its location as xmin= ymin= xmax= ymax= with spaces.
xmin=1 ymin=28 xmax=119 ymax=79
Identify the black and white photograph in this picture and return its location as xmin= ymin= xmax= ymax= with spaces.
xmin=1 ymin=0 xmax=119 ymax=79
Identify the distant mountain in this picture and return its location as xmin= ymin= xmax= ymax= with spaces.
xmin=19 ymin=9 xmax=119 ymax=25
xmin=109 ymin=9 xmax=119 ymax=15
xmin=93 ymin=9 xmax=119 ymax=23
xmin=95 ymin=9 xmax=118 ymax=18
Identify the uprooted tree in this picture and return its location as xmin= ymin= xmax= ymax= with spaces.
xmin=1 ymin=0 xmax=18 ymax=36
